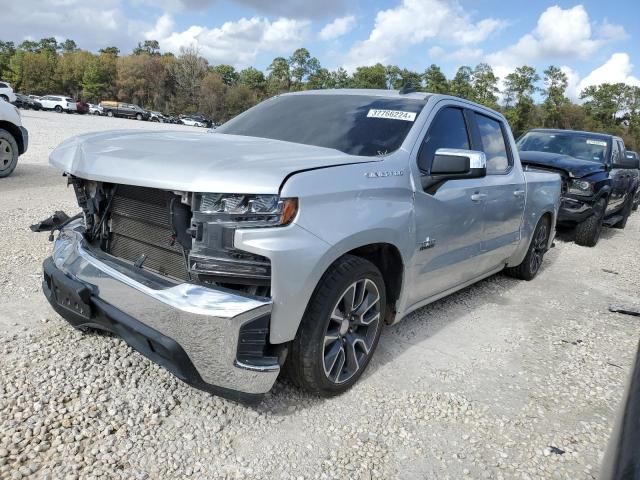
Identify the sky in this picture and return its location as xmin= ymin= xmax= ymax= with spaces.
xmin=2 ymin=0 xmax=639 ymax=99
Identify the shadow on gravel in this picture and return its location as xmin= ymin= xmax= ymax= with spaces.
xmin=555 ymin=224 xmax=624 ymax=244
xmin=1 ymin=163 xmax=62 ymax=191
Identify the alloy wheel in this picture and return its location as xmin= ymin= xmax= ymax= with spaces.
xmin=323 ymin=278 xmax=381 ymax=384
xmin=529 ymin=223 xmax=548 ymax=273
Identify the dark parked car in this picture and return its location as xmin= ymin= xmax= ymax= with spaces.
xmin=625 ymin=150 xmax=640 ymax=211
xmin=13 ymin=93 xmax=42 ymax=110
xmin=518 ymin=129 xmax=639 ymax=246
xmin=148 ymin=111 xmax=165 ymax=122
xmin=100 ymin=101 xmax=150 ymax=120
xmin=75 ymin=101 xmax=89 ymax=115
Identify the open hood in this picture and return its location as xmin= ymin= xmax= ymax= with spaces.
xmin=50 ymin=130 xmax=375 ymax=194
xmin=519 ymin=151 xmax=605 ymax=178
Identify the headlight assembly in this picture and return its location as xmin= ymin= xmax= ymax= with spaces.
xmin=568 ymin=180 xmax=593 ymax=196
xmin=196 ymin=193 xmax=298 ymax=227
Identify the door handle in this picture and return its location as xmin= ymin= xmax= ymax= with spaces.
xmin=513 ymin=189 xmax=526 ymax=197
xmin=470 ymin=193 xmax=487 ymax=202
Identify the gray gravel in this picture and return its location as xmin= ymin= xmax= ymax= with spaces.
xmin=1 ymin=109 xmax=639 ymax=479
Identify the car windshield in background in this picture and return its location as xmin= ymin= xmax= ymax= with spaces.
xmin=517 ymin=131 xmax=610 ymax=163
xmin=217 ymin=94 xmax=427 ymax=157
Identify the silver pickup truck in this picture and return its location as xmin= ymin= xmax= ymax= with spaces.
xmin=42 ymin=90 xmax=561 ymax=401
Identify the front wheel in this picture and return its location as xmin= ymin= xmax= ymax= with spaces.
xmin=0 ymin=129 xmax=19 ymax=178
xmin=136 ymin=113 xmax=142 ymax=121
xmin=54 ymin=105 xmax=63 ymax=113
xmin=575 ymin=198 xmax=606 ymax=247
xmin=106 ymin=110 xmax=114 ymax=117
xmin=286 ymin=255 xmax=385 ymax=396
xmin=505 ymin=216 xmax=550 ymax=280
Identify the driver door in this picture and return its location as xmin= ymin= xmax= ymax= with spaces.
xmin=407 ymin=105 xmax=487 ymax=309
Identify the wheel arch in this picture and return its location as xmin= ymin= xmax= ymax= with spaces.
xmin=0 ymin=121 xmax=24 ymax=154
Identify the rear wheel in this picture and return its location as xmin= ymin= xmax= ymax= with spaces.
xmin=54 ymin=105 xmax=63 ymax=113
xmin=287 ymin=255 xmax=385 ymax=396
xmin=0 ymin=129 xmax=19 ymax=178
xmin=505 ymin=216 xmax=550 ymax=280
xmin=575 ymin=198 xmax=606 ymax=247
xmin=136 ymin=113 xmax=142 ymax=121
xmin=106 ymin=110 xmax=114 ymax=117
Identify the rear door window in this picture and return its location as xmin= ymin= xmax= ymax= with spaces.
xmin=473 ymin=113 xmax=511 ymax=174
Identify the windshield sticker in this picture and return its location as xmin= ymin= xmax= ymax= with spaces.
xmin=586 ymin=139 xmax=607 ymax=147
xmin=367 ymin=109 xmax=417 ymax=122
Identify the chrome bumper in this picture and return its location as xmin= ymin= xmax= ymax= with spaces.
xmin=45 ymin=221 xmax=279 ymax=400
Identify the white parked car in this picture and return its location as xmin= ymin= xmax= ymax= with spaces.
xmin=0 ymin=99 xmax=28 ymax=177
xmin=0 ymin=81 xmax=17 ymax=103
xmin=39 ymin=95 xmax=77 ymax=113
xmin=180 ymin=117 xmax=204 ymax=127
xmin=88 ymin=103 xmax=103 ymax=115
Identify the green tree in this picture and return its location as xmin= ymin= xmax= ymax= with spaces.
xmin=59 ymin=39 xmax=78 ymax=53
xmin=99 ymin=46 xmax=120 ymax=57
xmin=541 ymin=66 xmax=569 ymax=128
xmin=266 ymin=56 xmax=291 ymax=94
xmin=238 ymin=67 xmax=266 ymax=95
xmin=288 ymin=48 xmax=321 ymax=89
xmin=0 ymin=41 xmax=16 ymax=78
xmin=503 ymin=65 xmax=540 ymax=135
xmin=423 ymin=64 xmax=448 ymax=93
xmin=580 ymin=83 xmax=628 ymax=128
xmin=472 ymin=63 xmax=499 ymax=108
xmin=330 ymin=68 xmax=350 ymax=88
xmin=449 ymin=66 xmax=474 ymax=100
xmin=212 ymin=64 xmax=239 ymax=86
xmin=56 ymin=50 xmax=94 ymax=98
xmin=133 ymin=40 xmax=160 ymax=56
xmin=350 ymin=64 xmax=387 ymax=89
xmin=167 ymin=46 xmax=208 ymax=111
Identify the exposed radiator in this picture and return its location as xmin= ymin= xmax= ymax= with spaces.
xmin=108 ymin=184 xmax=188 ymax=281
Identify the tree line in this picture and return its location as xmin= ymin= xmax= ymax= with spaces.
xmin=1 ymin=37 xmax=639 ymax=150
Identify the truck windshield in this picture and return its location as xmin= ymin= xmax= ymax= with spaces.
xmin=217 ymin=94 xmax=427 ymax=157
xmin=517 ymin=131 xmax=610 ymax=163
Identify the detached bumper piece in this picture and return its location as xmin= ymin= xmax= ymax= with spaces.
xmin=43 ymin=221 xmax=279 ymax=403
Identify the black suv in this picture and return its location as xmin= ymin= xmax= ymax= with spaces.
xmin=518 ymin=129 xmax=639 ymax=246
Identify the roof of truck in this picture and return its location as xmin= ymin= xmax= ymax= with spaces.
xmin=527 ymin=128 xmax=621 ymax=141
xmin=282 ymin=88 xmax=431 ymax=101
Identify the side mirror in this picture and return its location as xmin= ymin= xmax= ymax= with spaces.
xmin=422 ymin=148 xmax=486 ymax=191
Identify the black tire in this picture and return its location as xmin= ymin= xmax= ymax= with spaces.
xmin=575 ymin=198 xmax=606 ymax=247
xmin=106 ymin=110 xmax=114 ymax=117
xmin=612 ymin=194 xmax=635 ymax=229
xmin=54 ymin=105 xmax=63 ymax=113
xmin=136 ymin=113 xmax=142 ymax=121
xmin=0 ymin=129 xmax=19 ymax=178
xmin=287 ymin=255 xmax=386 ymax=396
xmin=505 ymin=216 xmax=551 ymax=281
xmin=0 ymin=95 xmax=8 ymax=102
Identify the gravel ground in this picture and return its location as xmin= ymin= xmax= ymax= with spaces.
xmin=1 ymin=109 xmax=639 ymax=479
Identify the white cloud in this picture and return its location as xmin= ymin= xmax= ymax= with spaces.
xmin=158 ymin=17 xmax=310 ymax=66
xmin=145 ymin=14 xmax=175 ymax=40
xmin=342 ymin=0 xmax=505 ymax=70
xmin=487 ymin=5 xmax=626 ymax=70
xmin=577 ymin=53 xmax=640 ymax=93
xmin=319 ymin=15 xmax=357 ymax=41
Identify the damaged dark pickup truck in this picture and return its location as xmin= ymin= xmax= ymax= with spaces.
xmin=38 ymin=90 xmax=560 ymax=401
xmin=518 ymin=129 xmax=640 ymax=247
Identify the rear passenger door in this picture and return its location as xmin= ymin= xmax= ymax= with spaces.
xmin=469 ymin=111 xmax=526 ymax=270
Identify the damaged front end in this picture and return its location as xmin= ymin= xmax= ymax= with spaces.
xmin=65 ymin=177 xmax=283 ymax=297
xmin=38 ymin=176 xmax=289 ymax=401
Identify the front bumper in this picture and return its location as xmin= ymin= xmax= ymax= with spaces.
xmin=43 ymin=221 xmax=279 ymax=402
xmin=557 ymin=195 xmax=595 ymax=224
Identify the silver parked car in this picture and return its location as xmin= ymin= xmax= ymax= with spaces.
xmin=41 ymin=90 xmax=561 ymax=401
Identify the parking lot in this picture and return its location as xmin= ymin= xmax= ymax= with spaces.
xmin=1 ymin=109 xmax=639 ymax=479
